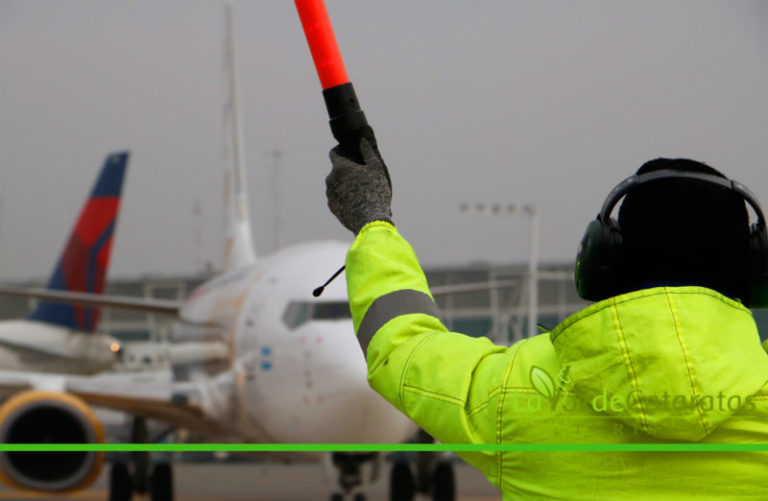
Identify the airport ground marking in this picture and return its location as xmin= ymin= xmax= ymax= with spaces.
xmin=0 ymin=444 xmax=767 ymax=452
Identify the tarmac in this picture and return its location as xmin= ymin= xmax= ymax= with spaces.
xmin=0 ymin=460 xmax=501 ymax=501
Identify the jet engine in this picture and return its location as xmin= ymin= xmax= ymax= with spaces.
xmin=0 ymin=390 xmax=104 ymax=492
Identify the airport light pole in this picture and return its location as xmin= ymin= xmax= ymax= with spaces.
xmin=271 ymin=149 xmax=283 ymax=253
xmin=459 ymin=203 xmax=539 ymax=339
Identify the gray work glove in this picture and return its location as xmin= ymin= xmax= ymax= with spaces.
xmin=326 ymin=129 xmax=393 ymax=234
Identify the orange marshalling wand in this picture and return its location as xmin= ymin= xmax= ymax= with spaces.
xmin=295 ymin=0 xmax=369 ymax=161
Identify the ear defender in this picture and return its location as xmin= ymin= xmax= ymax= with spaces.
xmin=575 ymin=170 xmax=768 ymax=307
xmin=575 ymin=218 xmax=623 ymax=301
xmin=746 ymin=219 xmax=768 ymax=307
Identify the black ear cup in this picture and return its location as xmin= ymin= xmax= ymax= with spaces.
xmin=746 ymin=223 xmax=768 ymax=308
xmin=575 ymin=218 xmax=623 ymax=301
xmin=575 ymin=220 xmax=603 ymax=300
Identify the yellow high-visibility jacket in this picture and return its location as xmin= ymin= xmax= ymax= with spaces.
xmin=347 ymin=221 xmax=768 ymax=500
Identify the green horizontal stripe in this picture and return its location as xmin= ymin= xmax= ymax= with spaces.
xmin=0 ymin=444 xmax=765 ymax=452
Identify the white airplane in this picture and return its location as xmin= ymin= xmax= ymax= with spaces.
xmin=0 ymin=5 xmax=434 ymax=501
xmin=0 ymin=234 xmax=419 ymax=499
xmin=0 ymin=152 xmax=129 ymax=375
xmin=0 ymin=161 xmax=422 ymax=499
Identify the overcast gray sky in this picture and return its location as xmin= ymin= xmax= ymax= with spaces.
xmin=1 ymin=0 xmax=766 ymax=281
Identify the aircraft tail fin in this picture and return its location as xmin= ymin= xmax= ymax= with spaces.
xmin=221 ymin=1 xmax=257 ymax=271
xmin=28 ymin=152 xmax=129 ymax=332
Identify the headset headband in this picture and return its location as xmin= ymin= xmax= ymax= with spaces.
xmin=599 ymin=169 xmax=767 ymax=229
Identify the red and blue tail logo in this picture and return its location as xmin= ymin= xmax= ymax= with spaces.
xmin=28 ymin=152 xmax=129 ymax=332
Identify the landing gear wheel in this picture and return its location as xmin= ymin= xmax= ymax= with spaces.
xmin=109 ymin=462 xmax=133 ymax=501
xmin=329 ymin=493 xmax=344 ymax=501
xmin=353 ymin=493 xmax=366 ymax=501
xmin=432 ymin=462 xmax=455 ymax=501
xmin=150 ymin=462 xmax=174 ymax=501
xmin=390 ymin=461 xmax=415 ymax=501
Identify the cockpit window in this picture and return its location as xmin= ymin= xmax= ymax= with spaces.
xmin=282 ymin=301 xmax=351 ymax=330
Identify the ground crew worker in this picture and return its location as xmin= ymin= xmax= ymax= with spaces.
xmin=324 ymin=127 xmax=768 ymax=500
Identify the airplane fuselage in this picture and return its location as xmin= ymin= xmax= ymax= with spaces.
xmin=172 ymin=240 xmax=416 ymax=445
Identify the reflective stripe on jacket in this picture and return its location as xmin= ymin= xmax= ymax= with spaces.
xmin=346 ymin=221 xmax=768 ymax=500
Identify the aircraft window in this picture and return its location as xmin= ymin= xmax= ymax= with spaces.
xmin=312 ymin=302 xmax=351 ymax=320
xmin=282 ymin=301 xmax=351 ymax=330
xmin=282 ymin=302 xmax=311 ymax=330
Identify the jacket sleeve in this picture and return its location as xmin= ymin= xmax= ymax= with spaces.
xmin=346 ymin=221 xmax=516 ymax=478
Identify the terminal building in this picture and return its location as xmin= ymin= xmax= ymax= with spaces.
xmin=0 ymin=262 xmax=766 ymax=372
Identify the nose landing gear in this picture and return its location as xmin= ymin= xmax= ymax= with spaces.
xmin=108 ymin=458 xmax=174 ymax=501
xmin=389 ymin=458 xmax=455 ymax=501
xmin=329 ymin=452 xmax=377 ymax=501
xmin=108 ymin=416 xmax=175 ymax=501
xmin=389 ymin=430 xmax=456 ymax=501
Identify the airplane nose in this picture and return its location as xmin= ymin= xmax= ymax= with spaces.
xmin=303 ymin=323 xmax=415 ymax=443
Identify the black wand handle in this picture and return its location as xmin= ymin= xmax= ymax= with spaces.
xmin=323 ymin=82 xmax=369 ymax=163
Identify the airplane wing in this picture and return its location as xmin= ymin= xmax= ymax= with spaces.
xmin=0 ymin=369 xmax=231 ymax=437
xmin=71 ymin=391 xmax=222 ymax=434
xmin=0 ymin=286 xmax=182 ymax=316
xmin=0 ymin=336 xmax=93 ymax=360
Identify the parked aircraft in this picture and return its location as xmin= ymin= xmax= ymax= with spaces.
xmin=0 ymin=152 xmax=129 ymax=375
xmin=0 ymin=237 xmax=426 ymax=500
xmin=0 ymin=5 xmax=430 ymax=500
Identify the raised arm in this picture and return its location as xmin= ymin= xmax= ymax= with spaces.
xmin=326 ymin=134 xmax=516 ymax=476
